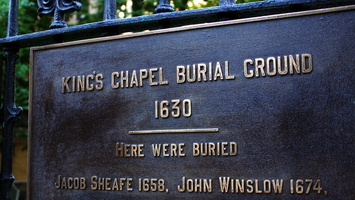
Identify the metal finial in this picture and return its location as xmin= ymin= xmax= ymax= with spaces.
xmin=37 ymin=0 xmax=82 ymax=29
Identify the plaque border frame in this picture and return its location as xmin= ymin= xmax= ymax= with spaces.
xmin=28 ymin=5 xmax=355 ymax=198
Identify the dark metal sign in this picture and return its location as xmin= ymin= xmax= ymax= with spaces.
xmin=29 ymin=6 xmax=355 ymax=199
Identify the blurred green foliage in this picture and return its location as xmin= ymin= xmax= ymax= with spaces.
xmin=0 ymin=0 xmax=263 ymax=138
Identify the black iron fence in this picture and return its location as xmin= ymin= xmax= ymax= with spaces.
xmin=0 ymin=0 xmax=354 ymax=199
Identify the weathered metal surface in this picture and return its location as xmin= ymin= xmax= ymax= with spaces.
xmin=29 ymin=6 xmax=354 ymax=199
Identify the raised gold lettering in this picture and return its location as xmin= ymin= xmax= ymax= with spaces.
xmin=159 ymin=67 xmax=169 ymax=85
xmin=152 ymin=143 xmax=185 ymax=157
xmin=149 ymin=68 xmax=158 ymax=86
xmin=219 ymin=177 xmax=284 ymax=194
xmin=289 ymin=54 xmax=300 ymax=74
xmin=244 ymin=54 xmax=313 ymax=78
xmin=193 ymin=142 xmax=237 ymax=157
xmin=187 ymin=65 xmax=196 ymax=82
xmin=139 ymin=69 xmax=148 ymax=86
xmin=76 ymin=75 xmax=85 ymax=92
xmin=244 ymin=59 xmax=254 ymax=78
xmin=62 ymin=77 xmax=71 ymax=93
xmin=130 ymin=70 xmax=139 ymax=87
xmin=178 ymin=177 xmax=212 ymax=193
xmin=176 ymin=66 xmax=185 ymax=83
xmin=116 ymin=142 xmax=145 ymax=158
xmin=302 ymin=54 xmax=313 ymax=73
xmin=177 ymin=61 xmax=234 ymax=83
xmin=197 ymin=63 xmax=207 ymax=81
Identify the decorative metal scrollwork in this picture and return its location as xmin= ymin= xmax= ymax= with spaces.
xmin=37 ymin=0 xmax=82 ymax=29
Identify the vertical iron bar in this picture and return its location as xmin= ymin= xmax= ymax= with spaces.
xmin=1 ymin=0 xmax=21 ymax=199
xmin=1 ymin=48 xmax=22 ymax=200
xmin=7 ymin=0 xmax=18 ymax=37
xmin=50 ymin=8 xmax=67 ymax=29
xmin=154 ymin=0 xmax=174 ymax=13
xmin=104 ymin=0 xmax=117 ymax=20
xmin=219 ymin=0 xmax=236 ymax=6
xmin=0 ymin=54 xmax=2 ymax=110
xmin=0 ymin=54 xmax=2 ymax=126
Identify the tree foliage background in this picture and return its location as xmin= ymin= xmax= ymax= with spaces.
xmin=0 ymin=0 xmax=263 ymax=138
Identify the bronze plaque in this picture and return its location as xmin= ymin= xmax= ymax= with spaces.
xmin=29 ymin=6 xmax=355 ymax=199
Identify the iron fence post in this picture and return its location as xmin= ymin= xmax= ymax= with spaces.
xmin=154 ymin=0 xmax=174 ymax=13
xmin=0 ymin=0 xmax=21 ymax=199
xmin=104 ymin=0 xmax=117 ymax=20
xmin=1 ymin=47 xmax=22 ymax=200
xmin=219 ymin=0 xmax=236 ymax=6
